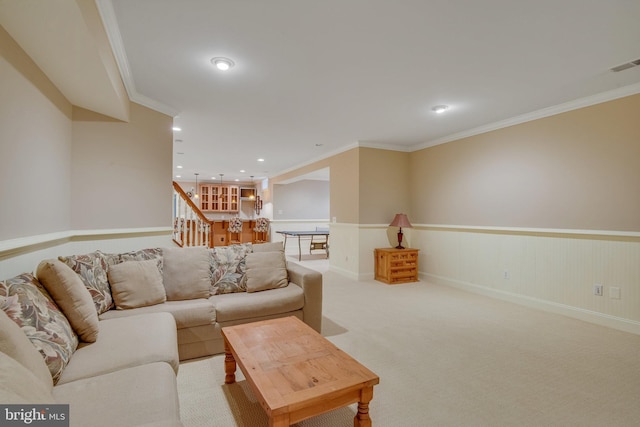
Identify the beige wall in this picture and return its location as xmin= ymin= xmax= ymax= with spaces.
xmin=273 ymin=180 xmax=329 ymax=220
xmin=359 ymin=147 xmax=411 ymax=224
xmin=71 ymin=104 xmax=173 ymax=230
xmin=271 ymin=148 xmax=360 ymax=224
xmin=0 ymin=24 xmax=173 ymax=242
xmin=0 ymin=25 xmax=73 ymax=240
xmin=329 ymin=149 xmax=360 ymax=224
xmin=406 ymin=94 xmax=640 ymax=333
xmin=271 ymin=147 xmax=412 ymax=225
xmin=410 ymin=94 xmax=640 ymax=231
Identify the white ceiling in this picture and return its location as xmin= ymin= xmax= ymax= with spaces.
xmin=4 ymin=1 xmax=640 ymax=184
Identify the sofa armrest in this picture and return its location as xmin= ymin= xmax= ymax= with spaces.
xmin=287 ymin=261 xmax=323 ymax=333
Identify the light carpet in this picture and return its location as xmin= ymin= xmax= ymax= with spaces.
xmin=178 ymin=257 xmax=640 ymax=426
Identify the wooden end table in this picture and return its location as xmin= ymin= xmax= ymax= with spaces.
xmin=374 ymin=247 xmax=419 ymax=284
xmin=222 ymin=316 xmax=380 ymax=426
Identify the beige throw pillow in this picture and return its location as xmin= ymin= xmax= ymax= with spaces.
xmin=107 ymin=260 xmax=167 ymax=310
xmin=162 ymin=247 xmax=211 ymax=300
xmin=0 ymin=309 xmax=53 ymax=391
xmin=36 ymin=259 xmax=100 ymax=343
xmin=245 ymin=251 xmax=289 ymax=293
xmin=0 ymin=351 xmax=55 ymax=404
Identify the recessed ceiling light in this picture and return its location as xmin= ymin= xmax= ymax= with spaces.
xmin=177 ymin=165 xmax=183 ymax=169
xmin=176 ymin=175 xmax=181 ymax=178
xmin=174 ymin=139 xmax=183 ymax=143
xmin=257 ymin=158 xmax=265 ymax=162
xmin=234 ymin=179 xmax=239 ymax=182
xmin=211 ymin=57 xmax=234 ymax=71
xmin=211 ymin=176 xmax=216 ymax=180
xmin=172 ymin=127 xmax=181 ymax=131
xmin=239 ymin=169 xmax=245 ymax=173
xmin=431 ymin=105 xmax=449 ymax=114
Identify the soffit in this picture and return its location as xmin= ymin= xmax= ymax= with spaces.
xmin=0 ymin=0 xmax=129 ymax=121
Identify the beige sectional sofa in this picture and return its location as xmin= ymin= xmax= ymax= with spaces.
xmin=0 ymin=242 xmax=323 ymax=427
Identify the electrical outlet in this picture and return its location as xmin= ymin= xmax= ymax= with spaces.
xmin=593 ymin=284 xmax=603 ymax=296
xmin=503 ymin=270 xmax=510 ymax=280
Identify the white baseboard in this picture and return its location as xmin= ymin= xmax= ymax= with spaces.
xmin=424 ymin=272 xmax=640 ymax=336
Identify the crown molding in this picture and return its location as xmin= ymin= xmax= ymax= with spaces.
xmin=96 ymin=0 xmax=180 ymax=118
xmin=276 ymin=83 xmax=640 ymax=178
xmin=357 ymin=141 xmax=414 ymax=152
xmin=413 ymin=82 xmax=640 ymax=151
xmin=270 ymin=141 xmax=360 ymax=178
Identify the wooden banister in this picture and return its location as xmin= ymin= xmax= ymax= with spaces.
xmin=172 ymin=181 xmax=214 ymax=248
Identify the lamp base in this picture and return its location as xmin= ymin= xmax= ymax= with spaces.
xmin=395 ymin=230 xmax=404 ymax=249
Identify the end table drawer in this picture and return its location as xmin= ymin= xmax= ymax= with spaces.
xmin=389 ymin=252 xmax=417 ymax=261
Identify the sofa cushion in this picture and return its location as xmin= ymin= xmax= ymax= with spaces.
xmin=252 ymin=241 xmax=284 ymax=252
xmin=209 ymin=244 xmax=251 ymax=295
xmin=162 ymin=247 xmax=210 ymax=300
xmin=211 ymin=283 xmax=304 ymax=323
xmin=99 ymin=299 xmax=215 ymax=328
xmin=108 ymin=260 xmax=167 ymax=310
xmin=0 ymin=273 xmax=78 ymax=384
xmin=245 ymin=251 xmax=288 ymax=292
xmin=0 ymin=309 xmax=53 ymax=391
xmin=117 ymin=248 xmax=164 ymax=274
xmin=59 ymin=251 xmax=114 ymax=315
xmin=0 ymin=351 xmax=55 ymax=404
xmin=57 ymin=312 xmax=179 ymax=385
xmin=36 ymin=259 xmax=100 ymax=343
xmin=53 ymin=362 xmax=181 ymax=427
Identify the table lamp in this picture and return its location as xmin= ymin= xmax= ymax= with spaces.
xmin=389 ymin=213 xmax=412 ymax=249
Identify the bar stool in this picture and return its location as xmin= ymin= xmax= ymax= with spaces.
xmin=253 ymin=217 xmax=270 ymax=243
xmin=227 ymin=217 xmax=243 ymax=245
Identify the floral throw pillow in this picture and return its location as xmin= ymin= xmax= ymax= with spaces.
xmin=0 ymin=273 xmax=79 ymax=384
xmin=59 ymin=251 xmax=113 ymax=315
xmin=209 ymin=244 xmax=252 ymax=295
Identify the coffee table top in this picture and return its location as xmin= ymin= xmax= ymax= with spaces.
xmin=221 ymin=316 xmax=379 ymax=419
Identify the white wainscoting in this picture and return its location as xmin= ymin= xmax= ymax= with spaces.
xmin=0 ymin=228 xmax=173 ymax=280
xmin=412 ymin=226 xmax=640 ymax=335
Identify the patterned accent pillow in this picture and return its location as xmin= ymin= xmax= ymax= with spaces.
xmin=209 ymin=244 xmax=252 ymax=295
xmin=59 ymin=251 xmax=113 ymax=315
xmin=117 ymin=248 xmax=164 ymax=275
xmin=0 ymin=273 xmax=79 ymax=384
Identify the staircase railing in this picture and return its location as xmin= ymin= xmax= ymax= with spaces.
xmin=172 ymin=181 xmax=213 ymax=247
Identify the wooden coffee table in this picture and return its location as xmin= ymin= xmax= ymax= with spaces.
xmin=222 ymin=316 xmax=380 ymax=426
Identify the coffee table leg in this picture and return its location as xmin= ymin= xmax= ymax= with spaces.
xmin=224 ymin=337 xmax=236 ymax=384
xmin=269 ymin=413 xmax=290 ymax=427
xmin=354 ymin=386 xmax=374 ymax=427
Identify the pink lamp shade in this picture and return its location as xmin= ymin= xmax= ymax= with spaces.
xmin=389 ymin=214 xmax=412 ymax=229
xmin=389 ymin=214 xmax=412 ymax=249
